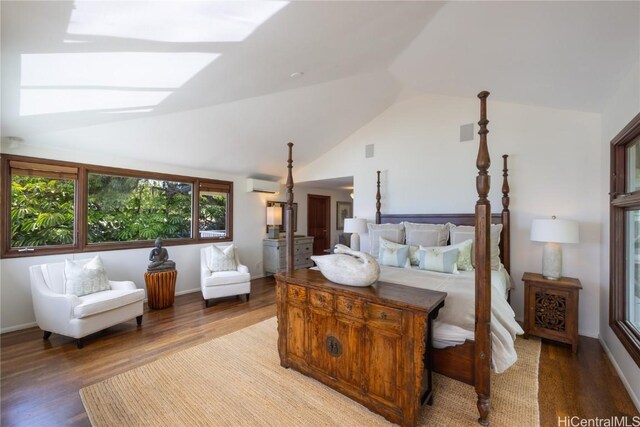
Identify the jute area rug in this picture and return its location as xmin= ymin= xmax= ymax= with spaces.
xmin=81 ymin=317 xmax=540 ymax=427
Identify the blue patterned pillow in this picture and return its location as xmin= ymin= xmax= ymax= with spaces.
xmin=418 ymin=246 xmax=460 ymax=274
xmin=378 ymin=237 xmax=410 ymax=268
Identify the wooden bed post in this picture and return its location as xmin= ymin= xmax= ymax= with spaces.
xmin=501 ymin=155 xmax=510 ymax=273
xmin=475 ymin=91 xmax=491 ymax=426
xmin=285 ymin=143 xmax=295 ymax=273
xmin=375 ymin=171 xmax=381 ymax=224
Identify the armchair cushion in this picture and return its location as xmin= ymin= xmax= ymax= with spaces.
xmin=73 ymin=289 xmax=145 ymax=319
xmin=204 ymin=270 xmax=251 ymax=288
xmin=207 ymin=244 xmax=237 ymax=272
xmin=65 ymin=256 xmax=110 ymax=296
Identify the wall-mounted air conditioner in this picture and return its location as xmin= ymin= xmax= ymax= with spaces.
xmin=246 ymin=178 xmax=280 ymax=194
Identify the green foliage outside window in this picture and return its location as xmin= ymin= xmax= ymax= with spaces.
xmin=87 ymin=174 xmax=193 ymax=243
xmin=199 ymin=192 xmax=227 ymax=235
xmin=8 ymin=167 xmax=231 ymax=250
xmin=10 ymin=175 xmax=75 ymax=247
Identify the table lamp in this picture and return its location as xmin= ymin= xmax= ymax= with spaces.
xmin=343 ymin=218 xmax=367 ymax=252
xmin=530 ymin=216 xmax=579 ymax=280
xmin=266 ymin=206 xmax=282 ymax=239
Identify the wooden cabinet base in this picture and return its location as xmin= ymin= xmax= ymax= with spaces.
xmin=275 ymin=269 xmax=446 ymax=427
xmin=144 ymin=270 xmax=177 ymax=309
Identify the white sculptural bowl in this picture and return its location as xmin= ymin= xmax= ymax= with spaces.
xmin=310 ymin=244 xmax=380 ymax=287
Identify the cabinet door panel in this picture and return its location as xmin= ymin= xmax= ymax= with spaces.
xmin=309 ymin=308 xmax=334 ymax=375
xmin=335 ymin=316 xmax=364 ymax=388
xmin=286 ymin=304 xmax=307 ymax=362
xmin=528 ymin=285 xmax=572 ymax=341
xmin=365 ymin=327 xmax=402 ymax=406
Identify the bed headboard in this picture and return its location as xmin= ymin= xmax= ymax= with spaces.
xmin=378 ymin=213 xmax=508 ymax=271
xmin=375 ymin=154 xmax=511 ymax=273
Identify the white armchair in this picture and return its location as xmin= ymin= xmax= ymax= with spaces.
xmin=200 ymin=245 xmax=251 ymax=307
xmin=29 ymin=260 xmax=145 ymax=348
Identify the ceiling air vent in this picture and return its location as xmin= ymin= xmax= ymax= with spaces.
xmin=246 ymin=178 xmax=280 ymax=194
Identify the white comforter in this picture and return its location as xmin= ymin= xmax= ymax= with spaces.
xmin=378 ymin=266 xmax=524 ymax=373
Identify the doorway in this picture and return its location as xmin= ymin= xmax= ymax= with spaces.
xmin=307 ymin=194 xmax=330 ymax=255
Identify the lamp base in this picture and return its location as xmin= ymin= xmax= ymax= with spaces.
xmin=268 ymin=226 xmax=280 ymax=239
xmin=350 ymin=233 xmax=361 ymax=252
xmin=542 ymin=242 xmax=562 ymax=280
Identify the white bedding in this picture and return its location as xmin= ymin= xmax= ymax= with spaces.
xmin=378 ymin=265 xmax=523 ymax=373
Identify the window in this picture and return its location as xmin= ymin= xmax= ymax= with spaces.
xmin=1 ymin=155 xmax=233 ymax=257
xmin=88 ymin=173 xmax=192 ymax=243
xmin=7 ymin=160 xmax=77 ymax=253
xmin=198 ymin=181 xmax=232 ymax=240
xmin=610 ymin=112 xmax=640 ymax=368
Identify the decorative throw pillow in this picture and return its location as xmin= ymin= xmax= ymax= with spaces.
xmin=418 ymin=246 xmax=460 ymax=274
xmin=378 ymin=237 xmax=410 ymax=268
xmin=64 ymin=256 xmax=110 ymax=297
xmin=448 ymin=223 xmax=503 ymax=271
xmin=409 ymin=245 xmax=420 ymax=266
xmin=367 ymin=223 xmax=405 ymax=257
xmin=208 ymin=244 xmax=237 ymax=272
xmin=403 ymin=222 xmax=449 ymax=248
xmin=450 ymin=239 xmax=474 ymax=271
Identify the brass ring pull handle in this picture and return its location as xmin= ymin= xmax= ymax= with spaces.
xmin=318 ymin=295 xmax=326 ymax=303
xmin=346 ymin=302 xmax=353 ymax=310
xmin=380 ymin=312 xmax=387 ymax=320
xmin=293 ymin=290 xmax=299 ymax=297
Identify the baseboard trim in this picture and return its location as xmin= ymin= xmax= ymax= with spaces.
xmin=2 ymin=277 xmax=268 ymax=334
xmin=1 ymin=321 xmax=38 ymax=334
xmin=599 ymin=335 xmax=640 ymax=412
xmin=174 ymin=288 xmax=200 ymax=297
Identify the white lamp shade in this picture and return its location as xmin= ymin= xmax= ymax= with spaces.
xmin=266 ymin=206 xmax=282 ymax=226
xmin=343 ymin=218 xmax=367 ymax=234
xmin=530 ymin=218 xmax=579 ymax=244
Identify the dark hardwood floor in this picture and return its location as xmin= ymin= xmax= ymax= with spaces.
xmin=1 ymin=276 xmax=638 ymax=427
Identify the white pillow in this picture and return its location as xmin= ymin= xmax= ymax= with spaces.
xmin=64 ymin=256 xmax=110 ymax=297
xmin=208 ymin=244 xmax=237 ymax=272
xmin=418 ymin=246 xmax=459 ymax=274
xmin=367 ymin=223 xmax=405 ymax=257
xmin=403 ymin=222 xmax=449 ymax=248
xmin=448 ymin=224 xmax=503 ymax=271
xmin=378 ymin=237 xmax=410 ymax=268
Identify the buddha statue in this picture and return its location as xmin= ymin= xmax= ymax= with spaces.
xmin=147 ymin=238 xmax=176 ymax=272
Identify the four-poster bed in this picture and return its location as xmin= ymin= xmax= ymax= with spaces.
xmin=276 ymin=92 xmax=516 ymax=426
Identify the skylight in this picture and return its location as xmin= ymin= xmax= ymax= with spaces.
xmin=20 ymin=52 xmax=218 ymax=116
xmin=66 ymin=1 xmax=288 ymax=42
xmin=22 ymin=52 xmax=218 ymax=88
xmin=20 ymin=89 xmax=171 ymax=116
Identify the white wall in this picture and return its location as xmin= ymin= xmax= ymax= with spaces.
xmin=0 ymin=143 xmax=348 ymax=332
xmin=297 ymin=92 xmax=602 ymax=338
xmin=599 ymin=58 xmax=640 ymax=409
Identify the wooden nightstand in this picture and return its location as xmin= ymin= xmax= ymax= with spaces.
xmin=522 ymin=272 xmax=582 ymax=353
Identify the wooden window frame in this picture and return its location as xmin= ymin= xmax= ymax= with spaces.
xmin=610 ymin=112 xmax=640 ymax=368
xmin=1 ymin=154 xmax=233 ymax=258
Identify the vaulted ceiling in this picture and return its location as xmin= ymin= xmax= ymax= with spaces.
xmin=1 ymin=1 xmax=638 ymax=177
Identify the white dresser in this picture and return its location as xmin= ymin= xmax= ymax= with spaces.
xmin=263 ymin=236 xmax=314 ymax=275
